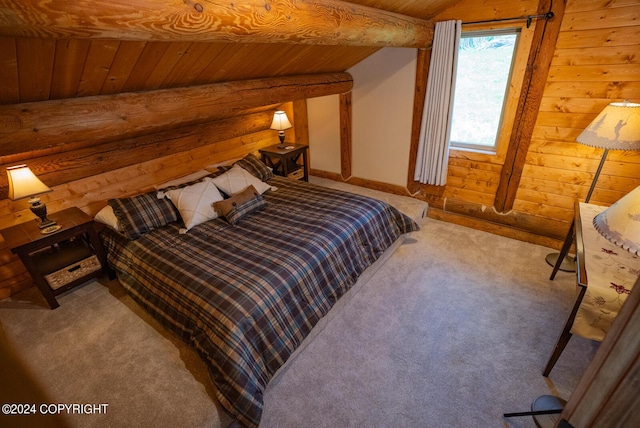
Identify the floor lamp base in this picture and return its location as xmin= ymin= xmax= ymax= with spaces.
xmin=545 ymin=252 xmax=576 ymax=273
xmin=504 ymin=395 xmax=567 ymax=428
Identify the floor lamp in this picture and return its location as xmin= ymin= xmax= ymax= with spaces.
xmin=547 ymin=101 xmax=640 ymax=278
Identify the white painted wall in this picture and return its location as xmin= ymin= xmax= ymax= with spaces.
xmin=307 ymin=94 xmax=341 ymax=174
xmin=307 ymin=47 xmax=417 ymax=186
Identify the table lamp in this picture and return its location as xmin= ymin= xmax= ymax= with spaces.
xmin=6 ymin=165 xmax=56 ymax=228
xmin=593 ymin=185 xmax=640 ymax=257
xmin=270 ymin=110 xmax=292 ymax=148
xmin=547 ymin=101 xmax=640 ymax=273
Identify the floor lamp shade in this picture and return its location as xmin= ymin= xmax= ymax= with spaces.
xmin=593 ymin=186 xmax=640 ymax=256
xmin=576 ymin=101 xmax=640 ymax=203
xmin=576 ymin=101 xmax=640 ymax=150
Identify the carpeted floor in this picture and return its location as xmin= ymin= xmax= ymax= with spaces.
xmin=0 ymin=216 xmax=597 ymax=428
xmin=261 ymin=218 xmax=597 ymax=428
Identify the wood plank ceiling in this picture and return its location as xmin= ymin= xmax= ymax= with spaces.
xmin=0 ymin=0 xmax=456 ymax=106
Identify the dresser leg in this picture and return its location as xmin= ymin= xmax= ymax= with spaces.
xmin=549 ymin=221 xmax=575 ymax=280
xmin=543 ymin=285 xmax=586 ymax=376
xmin=543 ymin=331 xmax=573 ymax=377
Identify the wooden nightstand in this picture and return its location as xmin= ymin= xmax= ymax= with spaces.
xmin=0 ymin=207 xmax=108 ymax=309
xmin=259 ymin=143 xmax=309 ymax=181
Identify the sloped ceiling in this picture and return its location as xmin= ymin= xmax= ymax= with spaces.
xmin=345 ymin=0 xmax=460 ymax=19
xmin=0 ymin=0 xmax=459 ymax=105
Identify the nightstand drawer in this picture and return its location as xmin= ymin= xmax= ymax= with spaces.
xmin=44 ymin=255 xmax=101 ymax=290
xmin=287 ymin=168 xmax=304 ymax=180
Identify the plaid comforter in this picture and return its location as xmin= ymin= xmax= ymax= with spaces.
xmin=102 ymin=177 xmax=419 ymax=427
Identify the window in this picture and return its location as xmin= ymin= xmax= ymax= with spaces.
xmin=449 ymin=29 xmax=519 ymax=152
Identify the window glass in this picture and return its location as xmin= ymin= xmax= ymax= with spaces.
xmin=450 ymin=30 xmax=519 ymax=152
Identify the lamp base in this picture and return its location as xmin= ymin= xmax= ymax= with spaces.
xmin=277 ymin=131 xmax=287 ymax=149
xmin=545 ymin=252 xmax=576 ymax=273
xmin=29 ymin=199 xmax=57 ymax=229
xmin=503 ymin=395 xmax=566 ymax=427
xmin=37 ymin=219 xmax=57 ymax=229
xmin=532 ymin=395 xmax=566 ymax=428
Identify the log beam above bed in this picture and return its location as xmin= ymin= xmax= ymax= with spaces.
xmin=0 ymin=0 xmax=434 ymax=48
xmin=0 ymin=72 xmax=353 ymax=158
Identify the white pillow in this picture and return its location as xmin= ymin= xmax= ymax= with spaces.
xmin=165 ymin=177 xmax=224 ymax=232
xmin=154 ymin=170 xmax=211 ymax=191
xmin=211 ymin=165 xmax=274 ymax=196
xmin=94 ymin=205 xmax=120 ymax=232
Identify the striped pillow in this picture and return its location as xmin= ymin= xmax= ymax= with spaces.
xmin=108 ymin=192 xmax=179 ymax=240
xmin=234 ymin=153 xmax=273 ymax=181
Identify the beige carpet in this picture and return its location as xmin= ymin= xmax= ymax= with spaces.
xmin=0 ymin=276 xmax=230 ymax=428
xmin=0 ymin=188 xmax=597 ymax=428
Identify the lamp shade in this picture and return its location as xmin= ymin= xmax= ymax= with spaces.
xmin=270 ymin=110 xmax=292 ymax=131
xmin=6 ymin=165 xmax=52 ymax=201
xmin=576 ymin=101 xmax=640 ymax=151
xmin=593 ymin=186 xmax=640 ymax=256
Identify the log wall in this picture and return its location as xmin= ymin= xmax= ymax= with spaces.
xmin=517 ymin=0 xmax=640 ymax=227
xmin=0 ymin=117 xmax=284 ymax=299
xmin=418 ymin=0 xmax=640 ymax=244
xmin=0 ymin=72 xmax=352 ymax=299
xmin=310 ymin=0 xmax=639 ymax=248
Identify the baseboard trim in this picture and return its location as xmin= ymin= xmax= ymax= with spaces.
xmin=427 ymin=207 xmax=564 ymax=250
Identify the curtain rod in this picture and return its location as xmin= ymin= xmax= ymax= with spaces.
xmin=463 ymin=12 xmax=554 ymax=28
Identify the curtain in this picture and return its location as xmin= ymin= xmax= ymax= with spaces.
xmin=414 ymin=20 xmax=461 ymax=186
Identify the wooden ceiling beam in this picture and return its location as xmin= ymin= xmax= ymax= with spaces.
xmin=0 ymin=0 xmax=434 ymax=48
xmin=0 ymin=72 xmax=353 ymax=158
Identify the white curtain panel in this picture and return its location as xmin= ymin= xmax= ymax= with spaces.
xmin=414 ymin=20 xmax=461 ymax=186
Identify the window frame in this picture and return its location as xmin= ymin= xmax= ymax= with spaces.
xmin=449 ymin=27 xmax=521 ymax=154
xmin=442 ymin=21 xmax=536 ymax=168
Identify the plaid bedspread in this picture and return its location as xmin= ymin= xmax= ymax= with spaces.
xmin=101 ymin=177 xmax=419 ymax=427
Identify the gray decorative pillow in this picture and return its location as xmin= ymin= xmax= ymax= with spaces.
xmin=108 ymin=192 xmax=179 ymax=240
xmin=234 ymin=153 xmax=273 ymax=181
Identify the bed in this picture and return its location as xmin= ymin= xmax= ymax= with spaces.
xmin=98 ymin=160 xmax=419 ymax=427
